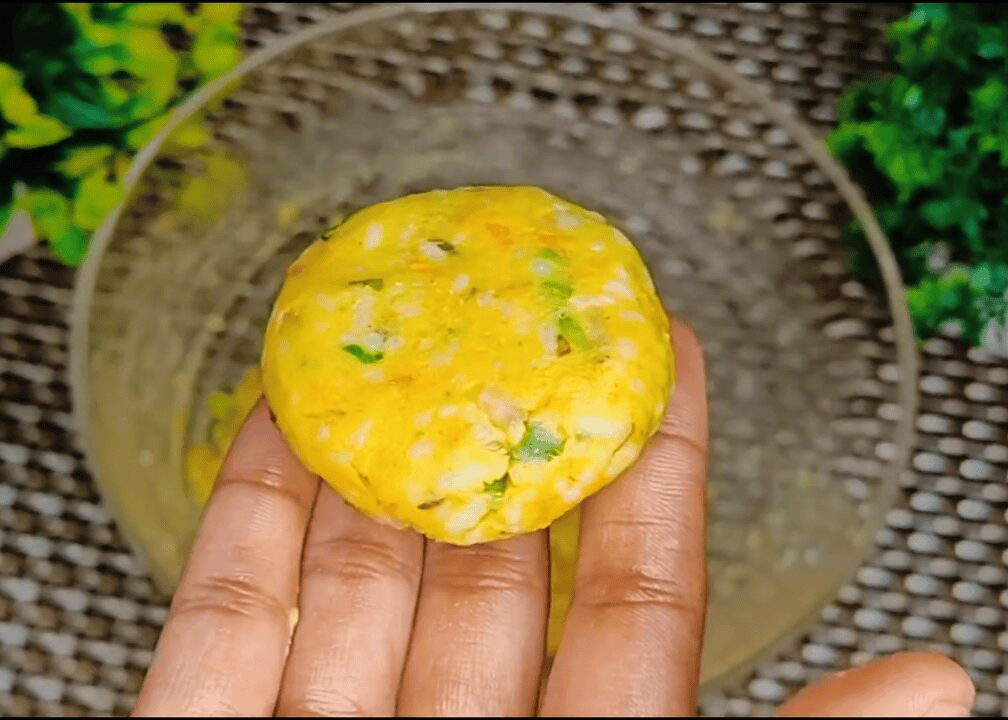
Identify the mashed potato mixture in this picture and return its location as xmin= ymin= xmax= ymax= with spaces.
xmin=186 ymin=187 xmax=671 ymax=654
xmin=261 ymin=186 xmax=673 ymax=544
xmin=185 ymin=367 xmax=579 ymax=656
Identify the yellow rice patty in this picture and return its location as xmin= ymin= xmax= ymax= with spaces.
xmin=262 ymin=186 xmax=673 ymax=544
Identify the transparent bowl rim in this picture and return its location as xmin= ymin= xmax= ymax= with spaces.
xmin=68 ymin=2 xmax=921 ymax=691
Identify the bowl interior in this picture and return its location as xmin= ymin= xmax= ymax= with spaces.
xmin=72 ymin=5 xmax=917 ymax=690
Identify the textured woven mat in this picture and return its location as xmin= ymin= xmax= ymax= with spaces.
xmin=1 ymin=3 xmax=1005 ymax=716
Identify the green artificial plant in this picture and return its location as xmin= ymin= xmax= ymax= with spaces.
xmin=829 ymin=3 xmax=1008 ymax=347
xmin=0 ymin=3 xmax=243 ymax=265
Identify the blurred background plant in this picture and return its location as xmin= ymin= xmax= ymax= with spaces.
xmin=3 ymin=2 xmax=1005 ymax=353
xmin=0 ymin=2 xmax=243 ymax=265
xmin=830 ymin=2 xmax=1008 ymax=349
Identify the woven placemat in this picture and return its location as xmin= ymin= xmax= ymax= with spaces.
xmin=1 ymin=4 xmax=1005 ymax=716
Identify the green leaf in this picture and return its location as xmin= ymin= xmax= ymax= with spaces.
xmin=80 ymin=52 xmax=122 ymax=76
xmin=45 ymin=90 xmax=116 ymax=130
xmin=3 ymin=115 xmax=73 ymax=148
xmin=859 ymin=120 xmax=945 ymax=197
xmin=191 ymin=25 xmax=242 ymax=79
xmin=0 ymin=63 xmax=22 ymax=88
xmin=120 ymin=3 xmax=190 ymax=25
xmin=349 ymin=278 xmax=384 ymax=291
xmin=62 ymin=4 xmax=120 ymax=47
xmin=18 ymin=187 xmax=89 ymax=265
xmin=49 ymin=224 xmax=89 ymax=265
xmin=909 ymin=3 xmax=950 ymax=25
xmin=972 ymin=78 xmax=1008 ymax=115
xmin=826 ymin=123 xmax=864 ymax=158
xmin=910 ymin=105 xmax=945 ymax=136
xmin=511 ymin=422 xmax=565 ymax=463
xmin=199 ymin=3 xmax=244 ymax=26
xmin=127 ymin=69 xmax=179 ymax=120
xmin=71 ymin=170 xmax=123 ymax=231
xmin=919 ymin=196 xmax=987 ymax=232
xmin=902 ymin=84 xmax=923 ymax=110
xmin=0 ymin=83 xmax=40 ymax=125
xmin=343 ymin=344 xmax=384 ymax=364
xmin=977 ymin=26 xmax=1005 ymax=59
xmin=56 ymin=145 xmax=115 ymax=178
xmin=122 ymin=26 xmax=176 ymax=65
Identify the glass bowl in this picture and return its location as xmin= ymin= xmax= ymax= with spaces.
xmin=69 ymin=4 xmax=919 ymax=691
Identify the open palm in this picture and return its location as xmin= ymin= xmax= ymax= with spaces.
xmin=133 ymin=321 xmax=973 ymax=717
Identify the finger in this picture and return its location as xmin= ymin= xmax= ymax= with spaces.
xmin=774 ymin=651 xmax=975 ymax=717
xmin=541 ymin=319 xmax=708 ymax=717
xmin=397 ymin=532 xmax=550 ymax=716
xmin=275 ymin=484 xmax=424 ymax=716
xmin=134 ymin=400 xmax=319 ymax=716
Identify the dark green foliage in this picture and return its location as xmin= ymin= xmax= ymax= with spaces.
xmin=0 ymin=3 xmax=243 ymax=264
xmin=829 ymin=3 xmax=1008 ymax=345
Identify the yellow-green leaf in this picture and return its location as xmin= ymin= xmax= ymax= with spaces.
xmin=4 ymin=115 xmax=73 ymax=149
xmin=129 ymin=70 xmax=179 ymax=119
xmin=192 ymin=26 xmax=242 ymax=79
xmin=200 ymin=3 xmax=244 ymax=26
xmin=121 ymin=3 xmax=189 ymax=26
xmin=71 ymin=170 xmax=123 ymax=231
xmin=56 ymin=144 xmax=115 ymax=178
xmin=49 ymin=224 xmax=89 ymax=265
xmin=0 ymin=63 xmax=21 ymax=88
xmin=122 ymin=27 xmax=175 ymax=65
xmin=62 ymin=5 xmax=119 ymax=47
xmin=78 ymin=49 xmax=122 ymax=76
xmin=17 ymin=187 xmax=89 ymax=263
xmin=0 ymin=84 xmax=40 ymax=125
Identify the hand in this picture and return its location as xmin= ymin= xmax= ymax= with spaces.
xmin=133 ymin=321 xmax=974 ymax=717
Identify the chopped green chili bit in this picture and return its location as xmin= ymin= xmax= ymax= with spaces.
xmin=343 ymin=344 xmax=384 ymax=364
xmin=418 ymin=497 xmax=445 ymax=509
xmin=540 ymin=279 xmax=574 ymax=303
xmin=349 ymin=278 xmax=384 ymax=290
xmin=484 ymin=474 xmax=509 ymax=497
xmin=433 ymin=239 xmax=457 ymax=254
xmin=511 ymin=422 xmax=565 ymax=462
xmin=538 ymin=248 xmax=564 ymax=262
xmin=556 ymin=334 xmax=572 ymax=356
xmin=557 ymin=312 xmax=592 ymax=351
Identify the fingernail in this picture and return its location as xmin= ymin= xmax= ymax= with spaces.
xmin=924 ymin=700 xmax=972 ymax=717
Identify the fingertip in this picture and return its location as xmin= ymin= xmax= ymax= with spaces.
xmin=775 ymin=651 xmax=975 ymax=718
xmin=888 ymin=651 xmax=975 ymax=713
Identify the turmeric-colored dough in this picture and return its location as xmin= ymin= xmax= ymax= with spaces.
xmin=261 ymin=186 xmax=673 ymax=544
xmin=184 ymin=366 xmax=583 ymax=658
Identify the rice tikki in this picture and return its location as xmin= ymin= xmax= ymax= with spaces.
xmin=262 ymin=186 xmax=674 ymax=544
